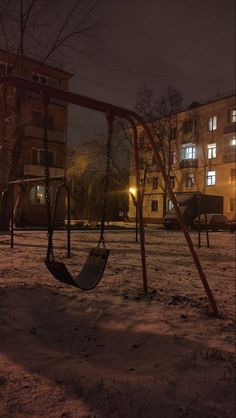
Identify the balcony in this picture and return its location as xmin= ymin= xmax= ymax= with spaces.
xmin=223 ymin=154 xmax=236 ymax=163
xmin=23 ymin=164 xmax=65 ymax=177
xmin=24 ymin=125 xmax=65 ymax=143
xmin=223 ymin=123 xmax=236 ymax=134
xmin=180 ymin=159 xmax=198 ymax=169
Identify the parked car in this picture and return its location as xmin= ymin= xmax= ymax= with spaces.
xmin=226 ymin=217 xmax=236 ymax=232
xmin=163 ymin=193 xmax=224 ymax=229
xmin=192 ymin=213 xmax=228 ymax=231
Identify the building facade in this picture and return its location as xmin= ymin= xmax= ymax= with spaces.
xmin=129 ymin=95 xmax=236 ymax=223
xmin=0 ymin=49 xmax=73 ymax=226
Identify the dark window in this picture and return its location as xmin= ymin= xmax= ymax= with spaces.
xmin=151 ymin=200 xmax=158 ymax=212
xmin=138 ymin=158 xmax=144 ymax=169
xmin=32 ymin=149 xmax=38 ymax=165
xmin=183 ymin=120 xmax=193 ymax=134
xmin=152 ymin=177 xmax=158 ymax=189
xmin=170 ymin=127 xmax=177 ymax=140
xmin=231 ymin=168 xmax=236 ymax=182
xmin=138 ymin=132 xmax=145 ymax=148
xmin=230 ymin=198 xmax=235 ymax=212
xmin=39 ymin=150 xmax=54 ymax=166
xmin=31 ymin=111 xmax=54 ymax=129
xmin=31 ymin=111 xmax=43 ymax=128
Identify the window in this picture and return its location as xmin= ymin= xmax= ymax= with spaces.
xmin=186 ymin=173 xmax=195 ymax=187
xmin=30 ymin=185 xmax=46 ymax=204
xmin=169 ymin=176 xmax=175 ymax=188
xmin=31 ymin=111 xmax=54 ymax=129
xmin=32 ymin=72 xmax=58 ymax=86
xmin=182 ymin=145 xmax=196 ymax=160
xmin=229 ymin=198 xmax=235 ymax=212
xmin=170 ymin=151 xmax=176 ymax=165
xmin=31 ymin=111 xmax=43 ymax=128
xmin=0 ymin=61 xmax=13 ymax=76
xmin=31 ymin=148 xmax=55 ymax=166
xmin=206 ymin=170 xmax=216 ymax=186
xmin=138 ymin=158 xmax=144 ymax=169
xmin=183 ymin=120 xmax=193 ymax=134
xmin=152 ymin=177 xmax=158 ymax=189
xmin=208 ymin=116 xmax=217 ymax=131
xmin=138 ymin=132 xmax=145 ymax=148
xmin=230 ymin=138 xmax=236 ymax=146
xmin=140 ymin=178 xmax=144 ymax=188
xmin=207 ymin=143 xmax=216 ymax=159
xmin=229 ymin=109 xmax=236 ymax=123
xmin=170 ymin=127 xmax=177 ymax=140
xmin=230 ymin=168 xmax=236 ymax=182
xmin=168 ymin=200 xmax=174 ymax=211
xmin=151 ymin=200 xmax=158 ymax=212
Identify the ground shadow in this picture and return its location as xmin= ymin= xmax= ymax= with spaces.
xmin=0 ymin=285 xmax=234 ymax=417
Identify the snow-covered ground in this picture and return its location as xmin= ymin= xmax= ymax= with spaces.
xmin=0 ymin=228 xmax=235 ymax=417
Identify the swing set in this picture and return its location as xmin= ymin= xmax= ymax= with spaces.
xmin=0 ymin=75 xmax=219 ymax=315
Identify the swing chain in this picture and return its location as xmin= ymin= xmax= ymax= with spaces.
xmin=98 ymin=110 xmax=114 ymax=247
xmin=43 ymin=95 xmax=54 ymax=261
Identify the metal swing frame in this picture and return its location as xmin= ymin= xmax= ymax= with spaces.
xmin=0 ymin=75 xmax=218 ymax=315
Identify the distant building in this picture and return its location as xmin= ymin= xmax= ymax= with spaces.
xmin=0 ymin=49 xmax=73 ymax=226
xmin=129 ymin=95 xmax=236 ymax=222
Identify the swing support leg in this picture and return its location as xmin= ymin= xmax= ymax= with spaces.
xmin=129 ymin=118 xmax=148 ymax=293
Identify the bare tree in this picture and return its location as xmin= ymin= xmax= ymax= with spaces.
xmin=66 ymin=122 xmax=130 ymax=222
xmin=135 ymin=85 xmax=183 ymax=216
xmin=0 ymin=0 xmax=102 ymax=193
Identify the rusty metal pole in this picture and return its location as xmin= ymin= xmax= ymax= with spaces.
xmin=136 ymin=120 xmax=218 ymax=316
xmin=129 ymin=119 xmax=148 ymax=293
xmin=0 ymin=76 xmax=218 ymax=315
xmin=10 ymin=188 xmax=14 ymax=249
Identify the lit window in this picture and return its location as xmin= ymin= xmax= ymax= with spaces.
xmin=207 ymin=143 xmax=216 ymax=159
xmin=182 ymin=145 xmax=196 ymax=160
xmin=171 ymin=151 xmax=176 ymax=165
xmin=229 ymin=109 xmax=236 ymax=123
xmin=152 ymin=177 xmax=158 ymax=189
xmin=230 ymin=138 xmax=236 ymax=146
xmin=168 ymin=200 xmax=174 ymax=210
xmin=208 ymin=116 xmax=217 ymax=131
xmin=206 ymin=171 xmax=216 ymax=186
xmin=169 ymin=176 xmax=175 ymax=189
xmin=30 ymin=185 xmax=46 ymax=204
xmin=186 ymin=173 xmax=195 ymax=187
xmin=151 ymin=200 xmax=158 ymax=212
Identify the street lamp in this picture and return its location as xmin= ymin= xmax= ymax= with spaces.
xmin=129 ymin=187 xmax=138 ymax=242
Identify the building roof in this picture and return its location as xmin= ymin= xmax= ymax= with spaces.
xmin=0 ymin=48 xmax=73 ymax=80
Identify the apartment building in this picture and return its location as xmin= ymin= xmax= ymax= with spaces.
xmin=0 ymin=49 xmax=73 ymax=226
xmin=129 ymin=95 xmax=236 ymax=223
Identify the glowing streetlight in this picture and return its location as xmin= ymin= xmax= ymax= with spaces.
xmin=129 ymin=187 xmax=137 ymax=198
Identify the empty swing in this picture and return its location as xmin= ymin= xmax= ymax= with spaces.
xmin=44 ymin=107 xmax=114 ymax=290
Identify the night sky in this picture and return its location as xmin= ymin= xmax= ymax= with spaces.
xmin=63 ymin=0 xmax=235 ymax=144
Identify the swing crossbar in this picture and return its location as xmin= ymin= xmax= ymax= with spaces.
xmin=0 ymin=75 xmax=218 ymax=315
